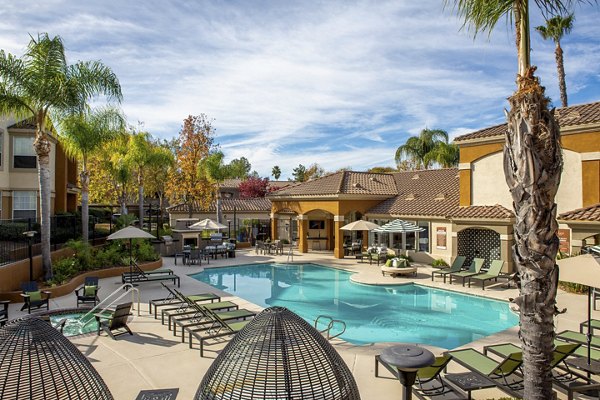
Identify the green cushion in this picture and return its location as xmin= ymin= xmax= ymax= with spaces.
xmin=27 ymin=290 xmax=42 ymax=302
xmin=84 ymin=285 xmax=96 ymax=296
xmin=385 ymin=259 xmax=392 ymax=267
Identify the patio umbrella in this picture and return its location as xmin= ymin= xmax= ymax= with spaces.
xmin=189 ymin=218 xmax=227 ymax=230
xmin=340 ymin=220 xmax=380 ymax=231
xmin=373 ymin=219 xmax=424 ymax=253
xmin=107 ymin=226 xmax=156 ymax=276
xmin=558 ymin=253 xmax=600 ymax=365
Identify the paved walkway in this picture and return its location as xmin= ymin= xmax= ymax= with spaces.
xmin=5 ymin=249 xmax=598 ymax=399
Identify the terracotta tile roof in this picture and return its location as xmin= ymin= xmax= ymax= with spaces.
xmin=559 ymin=203 xmax=600 ymax=222
xmin=167 ymin=197 xmax=271 ymax=213
xmin=454 ymin=100 xmax=600 ymax=142
xmin=448 ymin=205 xmax=514 ymax=219
xmin=221 ymin=179 xmax=242 ymax=189
xmin=367 ymin=169 xmax=460 ymax=217
xmin=268 ymin=171 xmax=397 ymax=197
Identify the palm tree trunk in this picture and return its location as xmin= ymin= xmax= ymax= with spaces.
xmin=555 ymin=42 xmax=568 ymax=107
xmin=504 ymin=68 xmax=562 ymax=399
xmin=34 ymin=129 xmax=53 ymax=280
xmin=80 ymin=169 xmax=90 ymax=243
xmin=215 ymin=185 xmax=222 ymax=224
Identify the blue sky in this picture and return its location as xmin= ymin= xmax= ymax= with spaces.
xmin=1 ymin=1 xmax=599 ymax=179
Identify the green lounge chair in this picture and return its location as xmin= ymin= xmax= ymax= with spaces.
xmin=188 ymin=306 xmax=251 ymax=357
xmin=580 ymin=318 xmax=600 ymax=334
xmin=446 ymin=348 xmax=523 ymax=397
xmin=449 ymin=258 xmax=485 ymax=286
xmin=75 ymin=276 xmax=100 ymax=307
xmin=162 ymin=289 xmax=238 ymax=329
xmin=20 ymin=281 xmax=51 ymax=314
xmin=488 ymin=340 xmax=600 ymax=363
xmin=467 ymin=260 xmax=505 ymax=290
xmin=557 ymin=330 xmax=600 ymax=349
xmin=431 ymin=256 xmax=466 ymax=283
xmin=149 ymin=282 xmax=221 ymax=319
xmin=375 ymin=354 xmax=458 ymax=397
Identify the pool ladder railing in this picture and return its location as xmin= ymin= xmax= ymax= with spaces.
xmin=314 ymin=315 xmax=346 ymax=340
xmin=286 ymin=241 xmax=295 ymax=263
xmin=79 ymin=283 xmax=141 ymax=327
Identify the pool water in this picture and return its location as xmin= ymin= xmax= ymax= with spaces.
xmin=49 ymin=312 xmax=107 ymax=337
xmin=190 ymin=263 xmax=519 ymax=348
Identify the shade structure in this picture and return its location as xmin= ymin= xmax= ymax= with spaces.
xmin=340 ymin=220 xmax=380 ymax=231
xmin=107 ymin=226 xmax=156 ymax=275
xmin=558 ymin=254 xmax=600 ymax=365
xmin=196 ymin=307 xmax=361 ymax=400
xmin=373 ymin=219 xmax=424 ymax=233
xmin=0 ymin=316 xmax=113 ymax=400
xmin=189 ymin=218 xmax=228 ymax=230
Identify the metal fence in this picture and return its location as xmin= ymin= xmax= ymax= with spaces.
xmin=0 ymin=215 xmax=111 ymax=266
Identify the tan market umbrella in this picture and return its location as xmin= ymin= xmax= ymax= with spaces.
xmin=107 ymin=226 xmax=156 ymax=275
xmin=189 ymin=218 xmax=227 ymax=230
xmin=558 ymin=253 xmax=600 ymax=364
xmin=340 ymin=220 xmax=380 ymax=231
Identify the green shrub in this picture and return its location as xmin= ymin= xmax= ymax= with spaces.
xmin=49 ymin=257 xmax=80 ymax=285
xmin=116 ymin=214 xmax=137 ymax=229
xmin=134 ymin=239 xmax=160 ymax=262
xmin=559 ymin=281 xmax=588 ymax=294
xmin=65 ymin=240 xmax=95 ymax=270
xmin=95 ymin=243 xmax=124 ymax=268
xmin=280 ymin=238 xmax=290 ymax=244
xmin=432 ymin=259 xmax=449 ymax=268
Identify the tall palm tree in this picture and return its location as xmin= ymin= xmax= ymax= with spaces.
xmin=199 ymin=150 xmax=232 ymax=223
xmin=272 ymin=165 xmax=282 ymax=180
xmin=126 ymin=132 xmax=174 ymax=229
xmin=536 ymin=13 xmax=574 ymax=107
xmin=395 ymin=128 xmax=448 ymax=170
xmin=58 ymin=107 xmax=125 ymax=242
xmin=446 ymin=1 xmax=587 ymax=397
xmin=0 ymin=33 xmax=122 ymax=279
xmin=426 ymin=141 xmax=460 ymax=168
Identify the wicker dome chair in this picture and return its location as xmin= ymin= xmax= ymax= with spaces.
xmin=0 ymin=316 xmax=113 ymax=400
xmin=196 ymin=306 xmax=361 ymax=400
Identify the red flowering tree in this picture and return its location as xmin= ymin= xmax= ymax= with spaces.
xmin=239 ymin=177 xmax=269 ymax=198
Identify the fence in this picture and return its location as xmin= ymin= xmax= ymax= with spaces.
xmin=0 ymin=215 xmax=110 ymax=266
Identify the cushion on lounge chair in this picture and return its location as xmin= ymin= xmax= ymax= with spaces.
xmin=385 ymin=259 xmax=392 ymax=267
xmin=27 ymin=291 xmax=42 ymax=302
xmin=84 ymin=285 xmax=96 ymax=296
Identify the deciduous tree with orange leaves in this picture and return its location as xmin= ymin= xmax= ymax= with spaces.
xmin=166 ymin=114 xmax=215 ymax=217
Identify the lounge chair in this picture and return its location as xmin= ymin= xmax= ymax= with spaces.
xmin=449 ymin=258 xmax=485 ymax=286
xmin=19 ymin=281 xmax=51 ymax=314
xmin=467 ymin=260 xmax=505 ymax=290
xmin=483 ymin=342 xmax=594 ymax=392
xmin=75 ymin=276 xmax=100 ymax=307
xmin=375 ymin=354 xmax=459 ymax=397
xmin=121 ymin=262 xmax=180 ymax=287
xmin=173 ymin=300 xmax=255 ymax=341
xmin=148 ymin=282 xmax=221 ymax=319
xmin=557 ymin=330 xmax=600 ymax=349
xmin=162 ymin=289 xmax=238 ymax=329
xmin=0 ymin=300 xmax=9 ymax=326
xmin=445 ymin=347 xmax=523 ymax=397
xmin=188 ymin=306 xmax=251 ymax=357
xmin=431 ymin=256 xmax=466 ymax=283
xmin=95 ymin=302 xmax=133 ymax=340
xmin=580 ymin=318 xmax=600 ymax=334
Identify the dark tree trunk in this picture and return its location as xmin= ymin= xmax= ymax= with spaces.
xmin=555 ymin=42 xmax=568 ymax=107
xmin=504 ymin=67 xmax=563 ymax=399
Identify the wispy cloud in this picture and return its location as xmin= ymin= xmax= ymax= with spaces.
xmin=2 ymin=0 xmax=599 ymax=179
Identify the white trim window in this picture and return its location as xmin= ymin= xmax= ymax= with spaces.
xmin=13 ymin=191 xmax=37 ymax=219
xmin=13 ymin=136 xmax=36 ymax=169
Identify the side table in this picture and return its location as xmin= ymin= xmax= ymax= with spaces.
xmin=445 ymin=372 xmax=495 ymax=400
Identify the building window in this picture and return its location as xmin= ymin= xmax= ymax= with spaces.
xmin=418 ymin=221 xmax=430 ymax=252
xmin=13 ymin=136 xmax=36 ymax=169
xmin=13 ymin=191 xmax=37 ymax=219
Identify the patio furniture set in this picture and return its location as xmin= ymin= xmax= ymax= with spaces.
xmin=431 ymin=256 xmax=513 ymax=290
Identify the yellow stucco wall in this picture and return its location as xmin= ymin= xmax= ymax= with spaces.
xmin=582 ymin=160 xmax=599 ymax=206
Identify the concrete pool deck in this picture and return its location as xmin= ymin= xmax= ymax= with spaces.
xmin=5 ymin=249 xmax=598 ymax=399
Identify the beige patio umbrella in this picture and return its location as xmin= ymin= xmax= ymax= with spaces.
xmin=107 ymin=226 xmax=156 ymax=276
xmin=339 ymin=220 xmax=380 ymax=231
xmin=558 ymin=253 xmax=600 ymax=364
xmin=189 ymin=218 xmax=227 ymax=230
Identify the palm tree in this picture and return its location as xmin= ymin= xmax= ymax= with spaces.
xmin=395 ymin=128 xmax=448 ymax=170
xmin=199 ymin=150 xmax=232 ymax=223
xmin=272 ymin=165 xmax=282 ymax=180
xmin=536 ymin=13 xmax=574 ymax=107
xmin=58 ymin=107 xmax=125 ymax=242
xmin=446 ymin=1 xmax=585 ymax=397
xmin=0 ymin=33 xmax=122 ymax=279
xmin=427 ymin=141 xmax=460 ymax=168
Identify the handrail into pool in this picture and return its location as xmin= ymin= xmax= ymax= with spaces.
xmin=80 ymin=284 xmax=140 ymax=325
xmin=314 ymin=315 xmax=347 ymax=341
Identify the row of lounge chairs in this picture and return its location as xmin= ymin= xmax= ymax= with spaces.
xmin=151 ymin=283 xmax=255 ymax=357
xmin=376 ymin=326 xmax=600 ymax=399
xmin=431 ymin=256 xmax=510 ymax=290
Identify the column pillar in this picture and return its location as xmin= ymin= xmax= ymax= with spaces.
xmin=270 ymin=213 xmax=278 ymax=241
xmin=500 ymin=234 xmax=514 ymax=273
xmin=297 ymin=215 xmax=308 ymax=253
xmin=334 ymin=215 xmax=345 ymax=259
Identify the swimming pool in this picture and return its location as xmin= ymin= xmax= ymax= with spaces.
xmin=46 ymin=309 xmax=110 ymax=337
xmin=190 ymin=263 xmax=518 ymax=348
